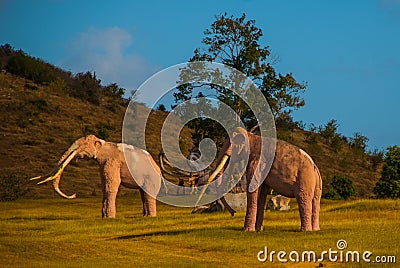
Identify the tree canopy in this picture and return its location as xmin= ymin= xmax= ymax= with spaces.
xmin=174 ymin=13 xmax=306 ymax=130
xmin=374 ymin=146 xmax=400 ymax=199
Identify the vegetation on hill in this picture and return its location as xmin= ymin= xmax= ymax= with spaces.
xmin=0 ymin=44 xmax=127 ymax=106
xmin=0 ymin=42 xmax=391 ymax=201
xmin=0 ymin=69 xmax=193 ymax=199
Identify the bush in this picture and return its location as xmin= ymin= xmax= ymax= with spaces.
xmin=96 ymin=123 xmax=115 ymax=140
xmin=374 ymin=146 xmax=400 ymax=199
xmin=0 ymin=173 xmax=28 ymax=201
xmin=322 ymin=190 xmax=342 ymax=200
xmin=7 ymin=50 xmax=55 ymax=84
xmin=331 ymin=175 xmax=356 ymax=200
xmin=97 ymin=127 xmax=109 ymax=140
xmin=29 ymin=99 xmax=49 ymax=112
xmin=323 ymin=175 xmax=356 ymax=200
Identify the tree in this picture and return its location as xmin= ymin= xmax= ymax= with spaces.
xmin=156 ymin=104 xmax=167 ymax=112
xmin=374 ymin=146 xmax=400 ymax=199
xmin=104 ymin=83 xmax=125 ymax=99
xmin=174 ymin=91 xmax=227 ymax=149
xmin=318 ymin=119 xmax=343 ymax=151
xmin=174 ymin=13 xmax=306 ymax=133
xmin=72 ymin=71 xmax=102 ymax=105
xmin=318 ymin=119 xmax=339 ymax=141
xmin=349 ymin=132 xmax=369 ymax=153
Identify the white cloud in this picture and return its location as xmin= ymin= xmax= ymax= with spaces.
xmin=61 ymin=27 xmax=160 ymax=92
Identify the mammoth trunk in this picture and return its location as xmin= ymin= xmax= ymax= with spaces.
xmin=58 ymin=142 xmax=79 ymax=165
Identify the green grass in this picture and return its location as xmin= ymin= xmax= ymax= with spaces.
xmin=0 ymin=195 xmax=399 ymax=267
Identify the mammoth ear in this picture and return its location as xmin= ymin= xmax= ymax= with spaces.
xmin=232 ymin=131 xmax=246 ymax=145
xmin=231 ymin=129 xmax=250 ymax=157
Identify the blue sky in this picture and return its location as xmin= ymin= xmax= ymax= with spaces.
xmin=1 ymin=0 xmax=399 ymax=150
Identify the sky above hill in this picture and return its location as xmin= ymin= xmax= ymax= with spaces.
xmin=1 ymin=0 xmax=399 ymax=150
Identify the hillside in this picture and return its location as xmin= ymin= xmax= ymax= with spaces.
xmin=0 ymin=72 xmax=193 ymax=198
xmin=0 ymin=69 xmax=382 ymax=200
xmin=276 ymin=129 xmax=382 ymax=198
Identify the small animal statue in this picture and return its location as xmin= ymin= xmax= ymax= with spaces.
xmin=266 ymin=195 xmax=291 ymax=211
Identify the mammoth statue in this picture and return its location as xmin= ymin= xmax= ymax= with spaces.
xmin=31 ymin=135 xmax=162 ymax=218
xmin=200 ymin=127 xmax=322 ymax=232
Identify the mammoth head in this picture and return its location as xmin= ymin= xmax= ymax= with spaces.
xmin=31 ymin=135 xmax=106 ymax=199
xmin=230 ymin=127 xmax=250 ymax=158
xmin=72 ymin=135 xmax=106 ymax=160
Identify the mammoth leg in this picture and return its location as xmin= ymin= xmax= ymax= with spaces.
xmin=255 ymin=182 xmax=269 ymax=231
xmin=140 ymin=189 xmax=156 ymax=217
xmin=244 ymin=160 xmax=260 ymax=232
xmin=244 ymin=189 xmax=258 ymax=231
xmin=294 ymin=171 xmax=314 ymax=231
xmin=139 ymin=189 xmax=147 ymax=216
xmin=101 ymin=160 xmax=121 ymax=218
xmin=312 ymin=191 xmax=321 ymax=231
xmin=312 ymin=171 xmax=322 ymax=231
xmin=295 ymin=193 xmax=313 ymax=231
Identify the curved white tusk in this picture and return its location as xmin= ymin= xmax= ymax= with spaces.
xmin=54 ymin=185 xmax=76 ymax=199
xmin=36 ymin=150 xmax=78 ymax=185
xmin=194 ymin=154 xmax=230 ymax=208
xmin=30 ymin=176 xmax=42 ymax=181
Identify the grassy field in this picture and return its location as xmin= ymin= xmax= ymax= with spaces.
xmin=0 ymin=194 xmax=399 ymax=268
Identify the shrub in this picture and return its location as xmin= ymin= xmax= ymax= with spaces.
xmin=23 ymin=140 xmax=40 ymax=146
xmin=29 ymin=99 xmax=48 ymax=112
xmin=7 ymin=50 xmax=55 ymax=84
xmin=0 ymin=173 xmax=28 ymax=201
xmin=97 ymin=126 xmax=110 ymax=140
xmin=323 ymin=175 xmax=356 ymax=200
xmin=24 ymin=83 xmax=38 ymax=90
xmin=322 ymin=190 xmax=342 ymax=200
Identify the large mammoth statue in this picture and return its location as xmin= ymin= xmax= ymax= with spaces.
xmin=206 ymin=127 xmax=322 ymax=232
xmin=31 ymin=135 xmax=162 ymax=218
